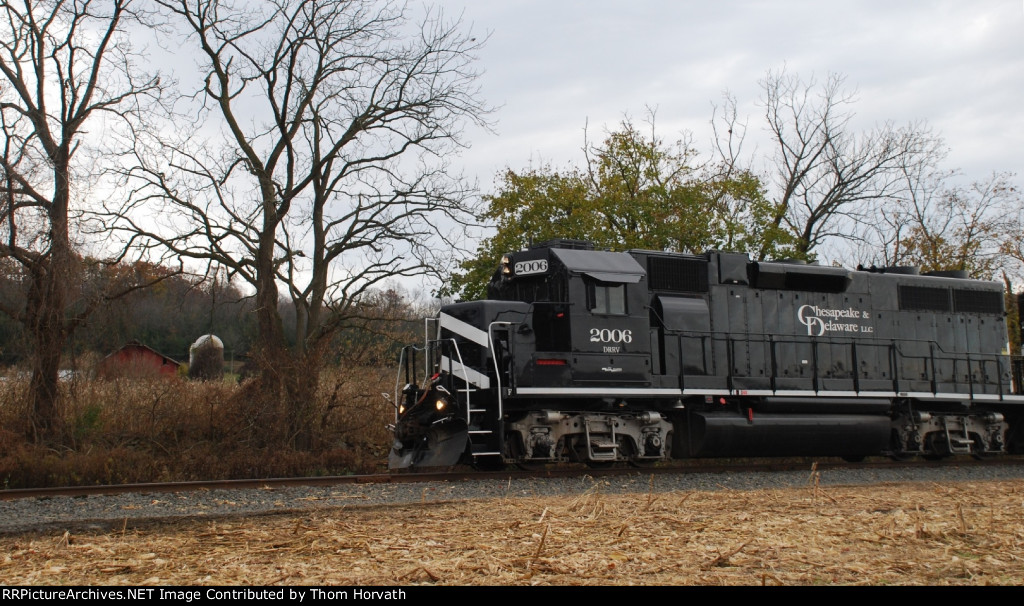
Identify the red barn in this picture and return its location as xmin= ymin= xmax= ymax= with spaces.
xmin=96 ymin=342 xmax=181 ymax=379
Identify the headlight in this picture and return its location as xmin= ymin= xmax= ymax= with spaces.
xmin=435 ymin=398 xmax=447 ymax=411
xmin=399 ymin=404 xmax=406 ymax=415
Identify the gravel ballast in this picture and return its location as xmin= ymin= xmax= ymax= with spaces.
xmin=3 ymin=461 xmax=1024 ymax=536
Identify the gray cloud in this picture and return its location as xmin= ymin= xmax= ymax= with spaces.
xmin=441 ymin=0 xmax=1023 ymax=182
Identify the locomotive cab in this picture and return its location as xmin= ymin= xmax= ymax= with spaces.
xmin=490 ymin=241 xmax=654 ymax=398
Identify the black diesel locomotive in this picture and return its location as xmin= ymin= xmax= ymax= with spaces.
xmin=388 ymin=240 xmax=1024 ymax=469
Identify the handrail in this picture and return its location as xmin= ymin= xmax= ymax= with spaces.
xmin=662 ymin=326 xmax=1007 ymax=358
xmin=432 ymin=337 xmax=473 ymax=419
xmin=488 ymin=321 xmax=516 ymax=424
xmin=663 ymin=328 xmax=1009 ymax=397
xmin=393 ymin=344 xmax=426 ymax=422
xmin=424 ymin=317 xmax=440 ymax=380
xmin=393 ymin=337 xmax=476 ymax=424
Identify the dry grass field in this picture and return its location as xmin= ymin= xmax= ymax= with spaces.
xmin=0 ymin=369 xmax=397 ymax=487
xmin=2 ymin=478 xmax=1023 ymax=586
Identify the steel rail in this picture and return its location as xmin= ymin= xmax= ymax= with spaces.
xmin=3 ymin=456 xmax=1021 ymax=501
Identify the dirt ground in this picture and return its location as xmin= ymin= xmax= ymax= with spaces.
xmin=2 ymin=478 xmax=1023 ymax=586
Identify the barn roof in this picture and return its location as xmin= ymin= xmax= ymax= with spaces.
xmin=102 ymin=341 xmax=182 ymax=367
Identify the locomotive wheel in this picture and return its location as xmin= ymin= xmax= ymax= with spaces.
xmin=922 ymin=433 xmax=952 ymax=461
xmin=619 ymin=437 xmax=658 ymax=468
xmin=505 ymin=432 xmax=546 ymax=470
xmin=970 ymin=434 xmax=994 ymax=461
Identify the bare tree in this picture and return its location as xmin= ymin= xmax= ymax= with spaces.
xmin=108 ymin=0 xmax=490 ymax=448
xmin=889 ymin=172 xmax=1017 ymax=277
xmin=708 ymin=93 xmax=798 ymax=259
xmin=852 ymin=155 xmax=1022 ymax=281
xmin=757 ymin=69 xmax=943 ymax=261
xmin=0 ymin=0 xmax=162 ymax=439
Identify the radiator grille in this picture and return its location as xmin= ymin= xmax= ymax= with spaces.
xmin=647 ymin=256 xmax=708 ymax=292
xmin=898 ymin=286 xmax=951 ymax=312
xmin=953 ymin=289 xmax=1003 ymax=314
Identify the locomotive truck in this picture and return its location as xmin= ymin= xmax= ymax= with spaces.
xmin=388 ymin=240 xmax=1024 ymax=469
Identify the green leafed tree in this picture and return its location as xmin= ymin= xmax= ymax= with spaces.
xmin=447 ymin=116 xmax=794 ymax=300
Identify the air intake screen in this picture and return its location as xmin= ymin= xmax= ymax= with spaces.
xmin=899 ymin=286 xmax=951 ymax=312
xmin=953 ymin=289 xmax=1003 ymax=314
xmin=647 ymin=256 xmax=709 ymax=293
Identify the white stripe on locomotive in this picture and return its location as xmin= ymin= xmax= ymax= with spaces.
xmin=439 ymin=313 xmax=491 ymax=347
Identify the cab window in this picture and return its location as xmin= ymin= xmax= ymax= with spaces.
xmin=587 ymin=280 xmax=626 ymax=315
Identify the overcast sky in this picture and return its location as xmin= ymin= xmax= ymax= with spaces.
xmin=438 ymin=0 xmax=1023 ymax=192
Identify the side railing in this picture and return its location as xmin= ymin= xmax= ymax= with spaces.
xmin=666 ymin=330 xmax=1013 ymax=399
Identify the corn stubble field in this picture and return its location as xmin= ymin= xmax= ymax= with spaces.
xmin=2 ymin=478 xmax=1023 ymax=586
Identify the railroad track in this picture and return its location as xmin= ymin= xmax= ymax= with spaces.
xmin=2 ymin=456 xmax=1023 ymax=537
xmin=3 ymin=456 xmax=1019 ymax=501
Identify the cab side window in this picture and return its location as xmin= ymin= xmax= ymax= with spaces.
xmin=587 ymin=280 xmax=626 ymax=315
